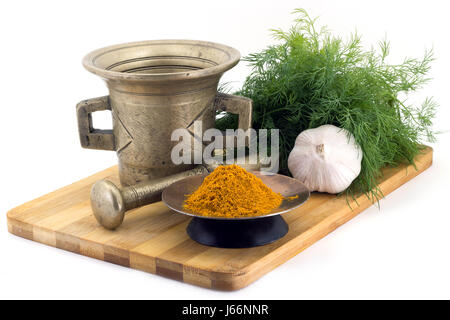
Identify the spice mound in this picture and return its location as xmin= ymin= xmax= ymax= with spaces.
xmin=183 ymin=164 xmax=283 ymax=218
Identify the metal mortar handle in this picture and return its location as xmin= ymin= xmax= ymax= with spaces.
xmin=215 ymin=92 xmax=253 ymax=146
xmin=76 ymin=96 xmax=115 ymax=151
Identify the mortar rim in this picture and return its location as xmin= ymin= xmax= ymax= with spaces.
xmin=82 ymin=39 xmax=241 ymax=82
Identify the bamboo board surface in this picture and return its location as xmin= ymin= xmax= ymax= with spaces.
xmin=7 ymin=147 xmax=432 ymax=290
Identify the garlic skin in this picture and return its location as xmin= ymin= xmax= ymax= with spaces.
xmin=288 ymin=124 xmax=362 ymax=194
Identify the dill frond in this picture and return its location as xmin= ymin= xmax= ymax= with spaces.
xmin=216 ymin=9 xmax=437 ymax=201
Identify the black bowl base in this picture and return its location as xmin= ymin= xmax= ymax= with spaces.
xmin=186 ymin=215 xmax=289 ymax=248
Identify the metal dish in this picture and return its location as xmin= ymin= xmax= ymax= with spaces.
xmin=162 ymin=171 xmax=310 ymax=248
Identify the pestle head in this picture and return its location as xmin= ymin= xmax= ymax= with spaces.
xmin=90 ymin=179 xmax=125 ymax=230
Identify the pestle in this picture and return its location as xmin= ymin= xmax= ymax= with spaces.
xmin=90 ymin=160 xmax=261 ymax=230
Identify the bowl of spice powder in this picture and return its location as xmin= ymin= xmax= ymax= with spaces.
xmin=162 ymin=164 xmax=309 ymax=248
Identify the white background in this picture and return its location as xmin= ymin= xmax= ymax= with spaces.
xmin=1 ymin=0 xmax=449 ymax=299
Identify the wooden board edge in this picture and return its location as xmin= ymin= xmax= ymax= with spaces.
xmin=207 ymin=146 xmax=433 ymax=291
xmin=7 ymin=214 xmax=34 ymax=240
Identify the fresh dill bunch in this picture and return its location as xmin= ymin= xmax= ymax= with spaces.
xmin=216 ymin=9 xmax=437 ymax=200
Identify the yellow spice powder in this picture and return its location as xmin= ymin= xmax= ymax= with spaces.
xmin=183 ymin=164 xmax=284 ymax=218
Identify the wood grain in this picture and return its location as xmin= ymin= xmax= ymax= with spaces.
xmin=7 ymin=147 xmax=433 ymax=290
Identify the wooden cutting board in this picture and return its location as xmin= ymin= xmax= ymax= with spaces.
xmin=7 ymin=147 xmax=432 ymax=290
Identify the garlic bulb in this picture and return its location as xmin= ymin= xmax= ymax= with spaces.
xmin=288 ymin=124 xmax=362 ymax=194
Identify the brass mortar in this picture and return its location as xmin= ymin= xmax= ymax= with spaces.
xmin=76 ymin=40 xmax=252 ymax=186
